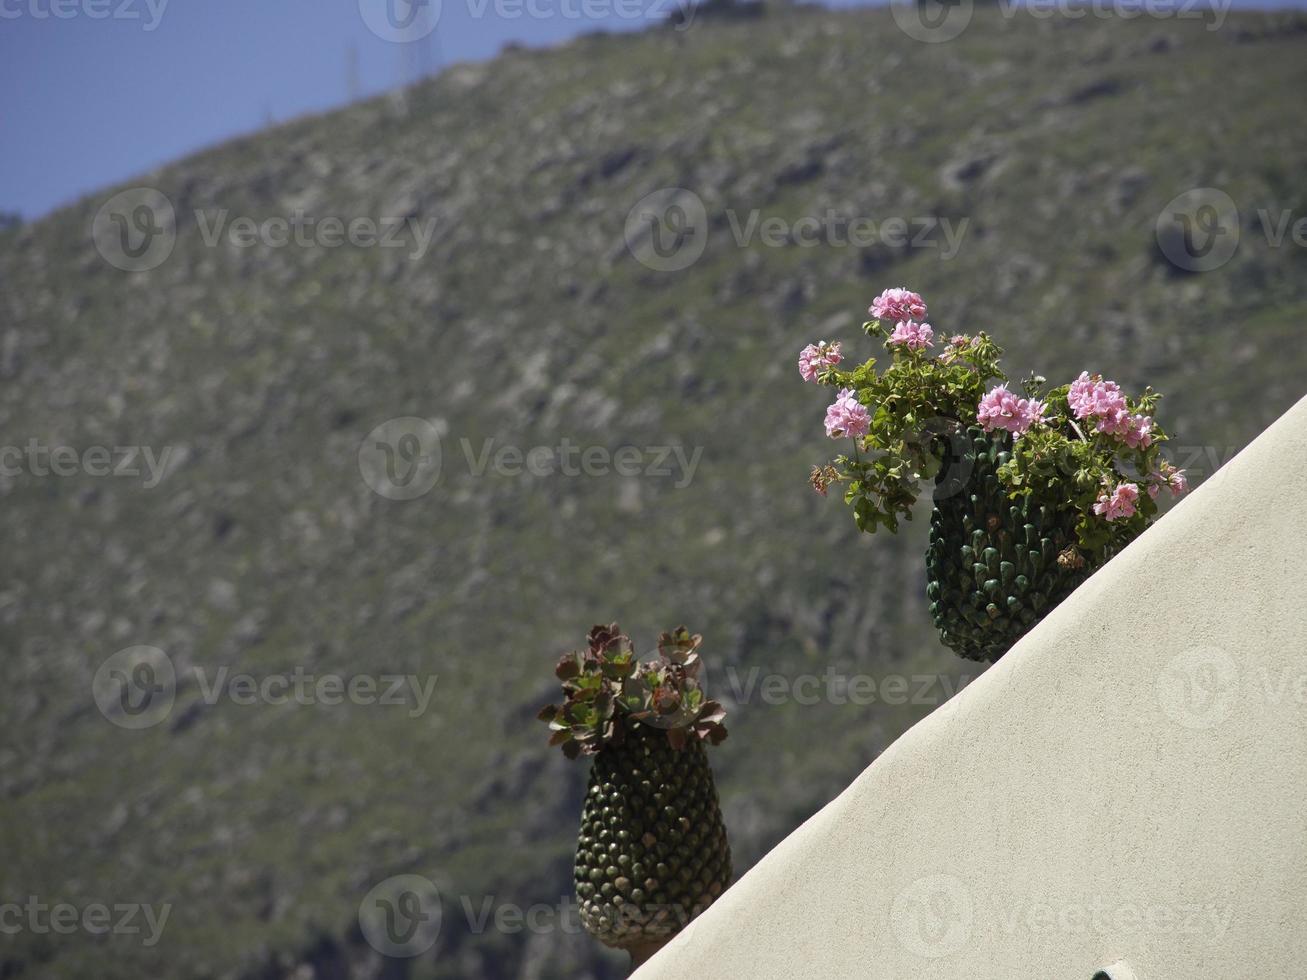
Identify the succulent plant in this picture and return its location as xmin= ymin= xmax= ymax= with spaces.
xmin=539 ymin=624 xmax=728 ymax=758
xmin=540 ymin=624 xmax=731 ymax=960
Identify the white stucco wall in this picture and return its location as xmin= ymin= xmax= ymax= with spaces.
xmin=637 ymin=394 xmax=1307 ymax=980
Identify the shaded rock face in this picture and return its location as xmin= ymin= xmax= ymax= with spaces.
xmin=1 ymin=7 xmax=1306 ymax=980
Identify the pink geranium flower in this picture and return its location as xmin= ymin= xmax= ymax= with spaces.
xmin=1094 ymin=408 xmax=1130 ymax=439
xmin=1067 ymin=371 xmax=1128 ymax=422
xmin=977 ymin=385 xmax=1046 ymax=437
xmin=869 ymin=288 xmax=927 ymax=323
xmin=1068 ymin=371 xmax=1155 ymax=448
xmin=1093 ymin=482 xmax=1139 ymax=521
xmin=798 ymin=341 xmax=843 ymax=382
xmin=824 ymin=388 xmax=871 ymax=440
xmin=1066 ymin=371 xmax=1098 ymax=417
xmin=888 ymin=320 xmax=934 ymax=351
xmin=1149 ymin=461 xmax=1189 ymax=498
xmin=1121 ymin=414 xmax=1154 ymax=449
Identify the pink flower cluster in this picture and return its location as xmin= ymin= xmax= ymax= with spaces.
xmin=888 ymin=320 xmax=934 ymax=351
xmin=1066 ymin=371 xmax=1123 ymax=418
xmin=1147 ymin=461 xmax=1189 ymax=500
xmin=1067 ymin=371 xmax=1153 ymax=448
xmin=1120 ymin=414 xmax=1154 ymax=449
xmin=824 ymin=388 xmax=871 ymax=440
xmin=1093 ymin=482 xmax=1140 ymax=522
xmin=977 ymin=385 xmax=1046 ymax=437
xmin=869 ymin=288 xmax=927 ymax=324
xmin=798 ymin=340 xmax=843 ymax=382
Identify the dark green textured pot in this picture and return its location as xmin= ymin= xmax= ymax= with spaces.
xmin=925 ymin=427 xmax=1116 ymax=662
xmin=573 ymin=724 xmax=731 ymax=957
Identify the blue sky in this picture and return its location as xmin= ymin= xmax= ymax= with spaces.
xmin=0 ymin=0 xmax=678 ymax=219
xmin=1 ymin=0 xmax=1303 ymax=220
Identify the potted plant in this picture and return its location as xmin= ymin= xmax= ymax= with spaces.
xmin=539 ymin=624 xmax=731 ymax=969
xmin=801 ymin=287 xmax=1189 ymax=662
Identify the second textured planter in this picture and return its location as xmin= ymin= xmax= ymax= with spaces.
xmin=540 ymin=623 xmax=731 ymax=970
xmin=574 ymin=723 xmax=731 ymax=958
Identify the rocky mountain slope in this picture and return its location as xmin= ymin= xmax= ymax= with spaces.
xmin=2 ymin=4 xmax=1306 ymax=978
